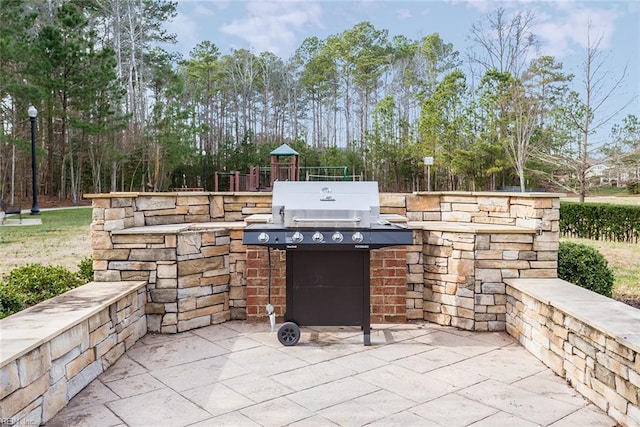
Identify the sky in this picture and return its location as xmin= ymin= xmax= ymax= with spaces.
xmin=162 ymin=0 xmax=640 ymax=144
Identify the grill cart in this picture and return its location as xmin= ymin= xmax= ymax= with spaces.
xmin=243 ymin=181 xmax=413 ymax=346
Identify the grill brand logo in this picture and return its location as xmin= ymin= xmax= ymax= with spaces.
xmin=355 ymin=245 xmax=370 ymax=249
xmin=286 ymin=245 xmax=298 ymax=249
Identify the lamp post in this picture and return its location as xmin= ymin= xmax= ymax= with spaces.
xmin=28 ymin=105 xmax=40 ymax=215
xmin=201 ymin=149 xmax=207 ymax=190
xmin=423 ymin=156 xmax=434 ymax=192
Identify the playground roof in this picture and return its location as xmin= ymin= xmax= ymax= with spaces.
xmin=270 ymin=143 xmax=299 ymax=156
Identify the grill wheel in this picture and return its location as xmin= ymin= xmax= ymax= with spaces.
xmin=277 ymin=322 xmax=301 ymax=346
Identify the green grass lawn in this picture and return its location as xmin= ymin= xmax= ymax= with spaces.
xmin=0 ymin=207 xmax=92 ymax=245
xmin=561 ymin=237 xmax=640 ymax=300
xmin=0 ymin=207 xmax=93 ymax=278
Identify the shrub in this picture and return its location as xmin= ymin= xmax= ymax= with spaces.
xmin=628 ymin=179 xmax=640 ymax=195
xmin=560 ymin=202 xmax=640 ymax=242
xmin=0 ymin=262 xmax=91 ymax=319
xmin=77 ymin=256 xmax=94 ymax=284
xmin=0 ymin=286 xmax=26 ymax=319
xmin=558 ymin=241 xmax=614 ymax=297
xmin=3 ymin=264 xmax=83 ymax=307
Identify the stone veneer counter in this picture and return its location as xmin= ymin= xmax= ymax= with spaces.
xmin=505 ymin=278 xmax=640 ymax=426
xmin=111 ymin=222 xmax=246 ymax=235
xmin=408 ymin=221 xmax=538 ymax=234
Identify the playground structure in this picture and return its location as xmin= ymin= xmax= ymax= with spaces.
xmin=213 ymin=143 xmax=362 ymax=192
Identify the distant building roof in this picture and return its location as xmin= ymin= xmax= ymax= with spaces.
xmin=270 ymin=143 xmax=299 ymax=156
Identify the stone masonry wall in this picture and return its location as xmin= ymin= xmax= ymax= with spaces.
xmin=506 ymin=281 xmax=640 ymax=427
xmin=423 ymin=229 xmax=546 ymax=331
xmin=94 ymin=227 xmax=233 ymax=334
xmin=87 ymin=190 xmax=561 ymax=332
xmin=405 ymin=232 xmax=425 ymax=321
xmin=0 ymin=283 xmax=146 ymax=425
xmin=423 ymin=230 xmax=476 ymax=330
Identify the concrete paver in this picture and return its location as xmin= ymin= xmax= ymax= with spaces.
xmin=457 ymin=380 xmax=584 ymax=425
xmin=46 ymin=321 xmax=616 ymax=427
xmin=410 ymin=393 xmax=498 ymax=426
xmin=105 ymin=388 xmax=210 ymax=427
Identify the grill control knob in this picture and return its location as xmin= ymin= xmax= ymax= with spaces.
xmin=257 ymin=232 xmax=269 ymax=243
xmin=312 ymin=231 xmax=324 ymax=243
xmin=291 ymin=231 xmax=304 ymax=243
xmin=332 ymin=231 xmax=344 ymax=243
xmin=352 ymin=231 xmax=364 ymax=243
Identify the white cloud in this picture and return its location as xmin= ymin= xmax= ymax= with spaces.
xmin=164 ymin=11 xmax=200 ymax=55
xmin=220 ymin=1 xmax=324 ymax=56
xmin=533 ymin=5 xmax=618 ymax=58
xmin=192 ymin=3 xmax=216 ymax=16
xmin=212 ymin=0 xmax=230 ymax=10
xmin=452 ymin=0 xmax=491 ymax=13
xmin=396 ymin=8 xmax=412 ymax=20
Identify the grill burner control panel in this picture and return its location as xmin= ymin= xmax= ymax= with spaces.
xmin=243 ymin=224 xmax=412 ymax=250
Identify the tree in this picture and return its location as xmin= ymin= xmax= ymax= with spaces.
xmin=325 ymin=22 xmax=390 ymax=149
xmin=604 ymin=115 xmax=640 ymax=183
xmin=497 ymin=58 xmax=571 ymax=192
xmin=182 ymin=40 xmax=222 ymax=167
xmin=560 ymin=23 xmax=631 ymax=201
xmin=468 ymin=7 xmax=539 ymax=191
xmin=419 ymin=70 xmax=471 ymax=190
xmin=504 ymin=79 xmax=539 ymax=191
xmin=0 ymin=0 xmax=37 ymax=203
xmin=468 ymin=7 xmax=538 ymax=78
xmin=28 ymin=2 xmax=112 ymax=202
xmin=144 ymin=48 xmax=196 ymax=191
xmin=88 ymin=0 xmax=178 ymax=192
xmin=294 ymin=36 xmax=333 ymax=147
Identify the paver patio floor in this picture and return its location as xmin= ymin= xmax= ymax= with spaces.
xmin=46 ymin=321 xmax=616 ymax=426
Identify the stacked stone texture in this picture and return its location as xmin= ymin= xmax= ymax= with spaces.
xmin=423 ymin=230 xmax=476 ymax=329
xmin=507 ymin=284 xmax=640 ymax=427
xmin=228 ymin=228 xmax=248 ymax=319
xmin=89 ymin=191 xmax=560 ymax=332
xmin=405 ymin=231 xmax=424 ymax=321
xmin=0 ymin=283 xmax=146 ymax=425
xmin=91 ymin=193 xmax=272 ymax=333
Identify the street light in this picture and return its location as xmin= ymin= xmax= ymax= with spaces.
xmin=28 ymin=105 xmax=40 ymax=215
xmin=201 ymin=149 xmax=207 ymax=190
xmin=423 ymin=156 xmax=434 ymax=192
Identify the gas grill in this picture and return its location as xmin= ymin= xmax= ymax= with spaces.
xmin=243 ymin=181 xmax=413 ymax=346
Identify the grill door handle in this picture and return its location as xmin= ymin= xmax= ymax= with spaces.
xmin=293 ymin=217 xmax=361 ymax=223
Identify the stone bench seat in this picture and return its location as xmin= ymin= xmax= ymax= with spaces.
xmin=0 ymin=281 xmax=146 ymax=425
xmin=506 ymin=278 xmax=640 ymax=353
xmin=0 ymin=281 xmax=146 ymax=366
xmin=505 ymin=278 xmax=640 ymax=425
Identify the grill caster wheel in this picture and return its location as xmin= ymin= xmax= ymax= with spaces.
xmin=278 ymin=322 xmax=300 ymax=346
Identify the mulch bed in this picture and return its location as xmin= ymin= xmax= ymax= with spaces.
xmin=618 ymin=299 xmax=640 ymax=310
xmin=12 ymin=196 xmax=90 ymax=209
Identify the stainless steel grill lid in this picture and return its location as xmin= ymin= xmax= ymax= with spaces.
xmin=243 ymin=180 xmax=412 ymax=249
xmin=271 ymin=181 xmax=380 ymax=228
